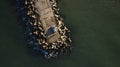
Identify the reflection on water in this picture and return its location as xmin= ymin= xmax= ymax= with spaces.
xmin=0 ymin=0 xmax=120 ymax=67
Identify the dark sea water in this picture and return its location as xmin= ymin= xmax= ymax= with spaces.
xmin=0 ymin=0 xmax=120 ymax=67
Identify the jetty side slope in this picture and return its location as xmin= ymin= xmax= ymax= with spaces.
xmin=16 ymin=0 xmax=72 ymax=59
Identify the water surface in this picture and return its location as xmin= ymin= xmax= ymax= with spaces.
xmin=0 ymin=0 xmax=120 ymax=67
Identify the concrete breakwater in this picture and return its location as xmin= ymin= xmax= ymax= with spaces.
xmin=16 ymin=0 xmax=72 ymax=59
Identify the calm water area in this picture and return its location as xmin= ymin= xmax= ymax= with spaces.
xmin=0 ymin=0 xmax=120 ymax=67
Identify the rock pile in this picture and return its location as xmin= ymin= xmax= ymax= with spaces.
xmin=16 ymin=0 xmax=72 ymax=59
